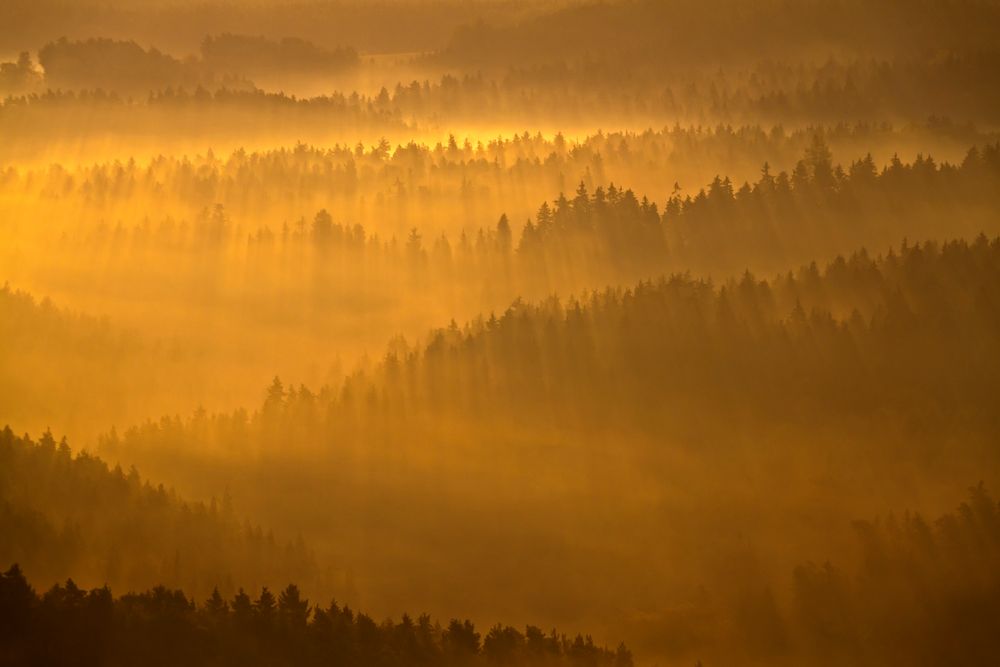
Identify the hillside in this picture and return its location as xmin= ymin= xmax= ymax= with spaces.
xmin=0 ymin=427 xmax=324 ymax=600
xmin=99 ymin=236 xmax=1000 ymax=660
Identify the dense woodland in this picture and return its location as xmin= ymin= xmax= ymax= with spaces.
xmin=0 ymin=428 xmax=321 ymax=600
xmin=111 ymin=235 xmax=1000 ymax=448
xmin=4 ymin=146 xmax=999 ymax=444
xmin=2 ymin=482 xmax=996 ymax=666
xmin=0 ymin=563 xmax=633 ymax=667
xmin=4 ymin=121 xmax=994 ymax=235
xmin=90 ymin=237 xmax=1000 ymax=664
xmin=3 ymin=53 xmax=1000 ymax=150
xmin=0 ymin=285 xmax=200 ymax=437
xmin=2 ymin=0 xmax=1000 ymax=664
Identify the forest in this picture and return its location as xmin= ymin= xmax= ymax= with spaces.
xmin=0 ymin=564 xmax=634 ymax=667
xmin=2 ymin=0 xmax=1000 ymax=665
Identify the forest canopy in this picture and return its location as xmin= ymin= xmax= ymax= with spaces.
xmin=2 ymin=0 xmax=999 ymax=664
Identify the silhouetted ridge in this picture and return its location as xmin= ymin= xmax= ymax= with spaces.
xmin=120 ymin=234 xmax=1000 ymax=448
xmin=0 ymin=427 xmax=320 ymax=600
xmin=0 ymin=563 xmax=634 ymax=667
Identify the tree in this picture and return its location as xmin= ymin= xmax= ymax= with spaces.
xmin=254 ymin=587 xmax=277 ymax=631
xmin=232 ymin=588 xmax=253 ymax=630
xmin=203 ymin=586 xmax=228 ymax=624
xmin=483 ymin=624 xmax=523 ymax=664
xmin=312 ymin=209 xmax=334 ymax=246
xmin=496 ymin=214 xmax=513 ymax=255
xmin=0 ymin=564 xmax=33 ymax=641
xmin=264 ymin=376 xmax=285 ymax=410
xmin=444 ymin=619 xmax=480 ymax=662
xmin=277 ymin=583 xmax=309 ymax=630
xmin=805 ymin=134 xmax=835 ymax=189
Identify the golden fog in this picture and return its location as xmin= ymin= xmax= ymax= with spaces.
xmin=2 ymin=2 xmax=1000 ymax=666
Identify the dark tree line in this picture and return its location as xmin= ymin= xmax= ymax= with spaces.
xmin=0 ymin=564 xmax=633 ymax=667
xmin=106 ymin=233 xmax=1000 ymax=469
xmin=0 ymin=427 xmax=322 ymax=603
xmin=38 ymin=38 xmax=207 ymax=93
xmin=518 ymin=140 xmax=1000 ymax=281
xmin=33 ymin=35 xmax=357 ymax=94
xmin=0 ymin=86 xmax=407 ymax=150
xmin=24 ymin=122 xmax=982 ymax=220
xmin=201 ymin=34 xmax=357 ymax=80
xmin=18 ymin=143 xmax=1000 ymax=314
xmin=0 ymin=0 xmax=512 ymax=61
xmin=789 ymin=483 xmax=1000 ymax=666
xmin=0 ymin=51 xmax=40 ymax=95
xmin=6 ymin=52 xmax=1000 ymax=138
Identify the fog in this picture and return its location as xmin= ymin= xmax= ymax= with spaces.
xmin=2 ymin=2 xmax=1000 ymax=666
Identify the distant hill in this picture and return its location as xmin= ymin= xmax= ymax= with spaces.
xmin=441 ymin=0 xmax=1000 ymax=68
